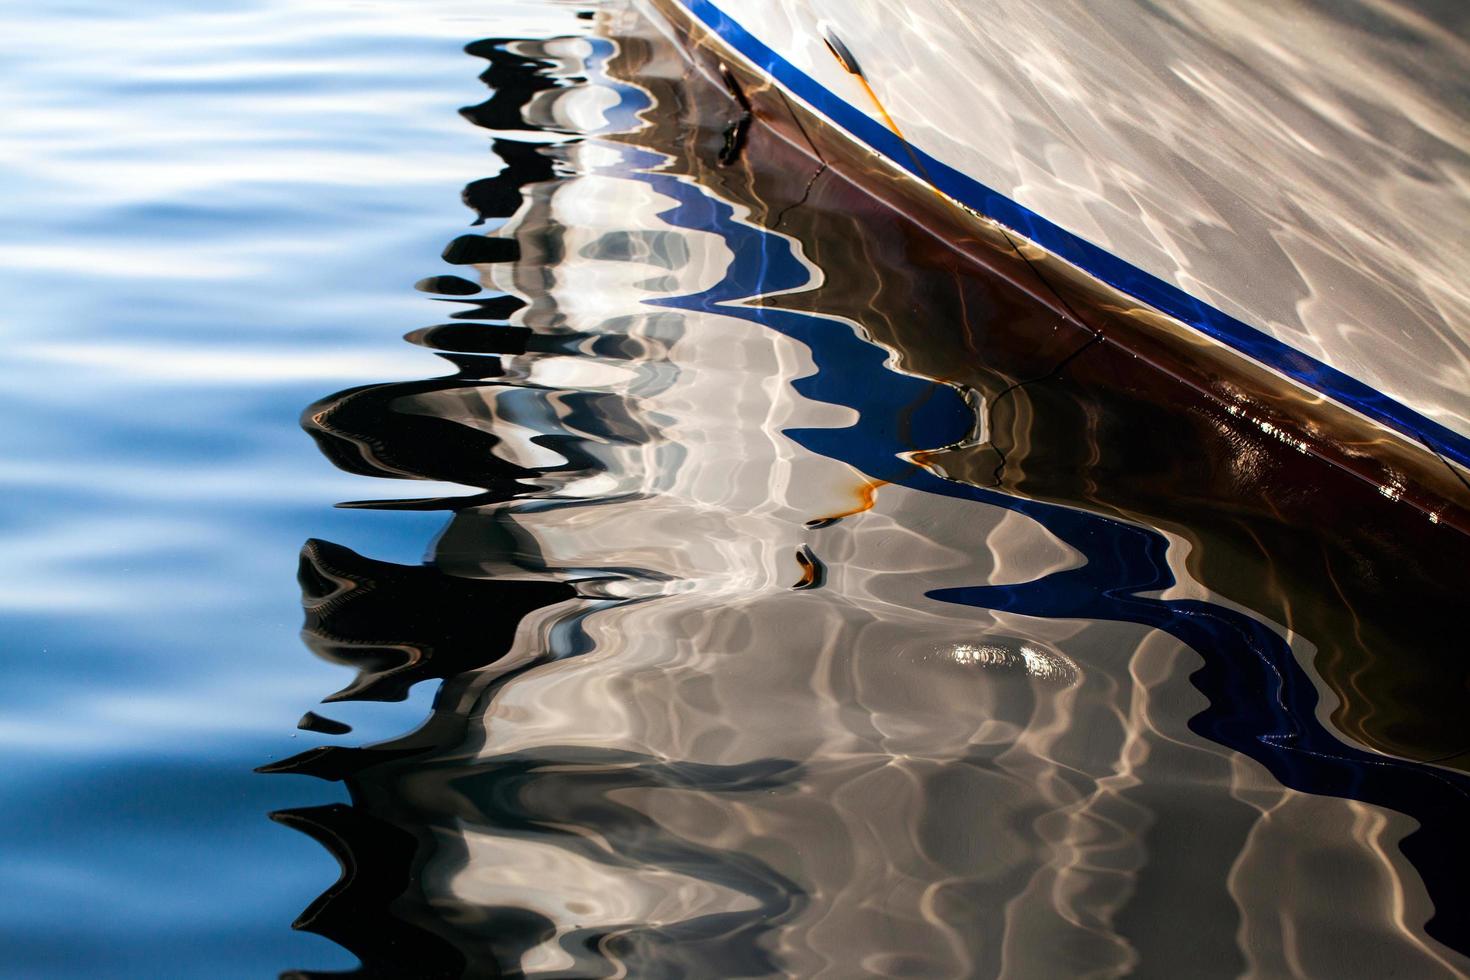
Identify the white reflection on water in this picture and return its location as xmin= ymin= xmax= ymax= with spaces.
xmin=250 ymin=14 xmax=1468 ymax=977
xmin=352 ymin=12 xmax=1470 ymax=977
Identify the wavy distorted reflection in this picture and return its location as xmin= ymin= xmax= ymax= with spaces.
xmin=267 ymin=8 xmax=1470 ymax=978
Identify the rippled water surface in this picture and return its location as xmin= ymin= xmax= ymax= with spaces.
xmin=4 ymin=1 xmax=1469 ymax=977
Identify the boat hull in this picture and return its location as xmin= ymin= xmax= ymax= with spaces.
xmin=653 ymin=0 xmax=1470 ymax=484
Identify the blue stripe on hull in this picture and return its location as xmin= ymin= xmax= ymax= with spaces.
xmin=677 ymin=0 xmax=1470 ymax=473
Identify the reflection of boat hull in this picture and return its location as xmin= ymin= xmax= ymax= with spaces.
xmin=652 ymin=0 xmax=1470 ymax=502
xmin=265 ymin=12 xmax=1470 ymax=976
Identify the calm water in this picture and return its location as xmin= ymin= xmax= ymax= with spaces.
xmin=3 ymin=1 xmax=1468 ymax=977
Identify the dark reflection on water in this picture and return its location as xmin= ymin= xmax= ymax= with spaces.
xmin=269 ymin=8 xmax=1470 ymax=979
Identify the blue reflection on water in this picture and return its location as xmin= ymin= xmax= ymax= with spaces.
xmin=638 ymin=153 xmax=1470 ymax=952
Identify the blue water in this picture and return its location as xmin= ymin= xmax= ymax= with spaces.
xmin=0 ymin=2 xmax=580 ymax=974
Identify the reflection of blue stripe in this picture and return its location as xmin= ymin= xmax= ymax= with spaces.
xmin=676 ymin=0 xmax=1470 ymax=473
xmin=584 ymin=38 xmax=652 ymax=133
xmin=612 ymin=142 xmax=1470 ymax=955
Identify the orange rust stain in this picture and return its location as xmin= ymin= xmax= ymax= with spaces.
xmin=807 ymin=478 xmax=888 ymax=526
xmin=852 ymin=76 xmax=950 ymax=205
xmin=855 ymin=75 xmax=906 ymax=142
xmin=805 ymin=440 xmax=965 ymax=528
